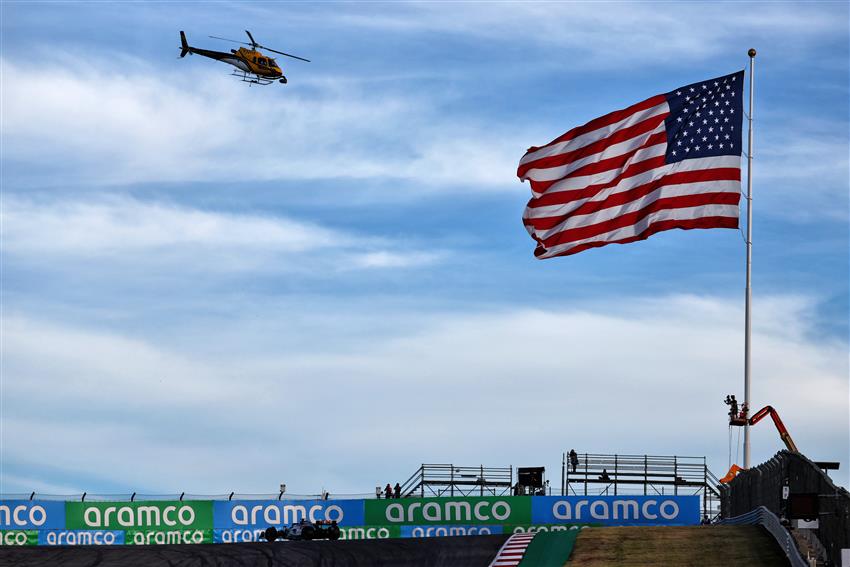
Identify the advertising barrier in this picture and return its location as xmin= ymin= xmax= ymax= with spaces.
xmin=65 ymin=501 xmax=213 ymax=531
xmin=214 ymin=499 xmax=365 ymax=529
xmin=532 ymin=495 xmax=699 ymax=526
xmin=0 ymin=501 xmax=65 ymax=530
xmin=0 ymin=494 xmax=700 ymax=545
xmin=365 ymin=496 xmax=531 ymax=525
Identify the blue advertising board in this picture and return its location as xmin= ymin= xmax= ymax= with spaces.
xmin=213 ymin=499 xmax=365 ymax=530
xmin=0 ymin=500 xmax=66 ymax=530
xmin=531 ymin=495 xmax=700 ymax=526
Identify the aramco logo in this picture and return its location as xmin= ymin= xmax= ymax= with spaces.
xmin=385 ymin=500 xmax=512 ymax=523
xmin=551 ymin=499 xmax=681 ymax=521
xmin=0 ymin=505 xmax=48 ymax=528
xmin=230 ymin=504 xmax=345 ymax=526
xmin=84 ymin=505 xmax=196 ymax=528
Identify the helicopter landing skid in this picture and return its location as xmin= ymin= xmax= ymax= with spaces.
xmin=232 ymin=71 xmax=274 ymax=86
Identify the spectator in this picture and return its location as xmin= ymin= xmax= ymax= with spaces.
xmin=599 ymin=469 xmax=611 ymax=482
xmin=569 ymin=449 xmax=579 ymax=473
xmin=384 ymin=483 xmax=392 ymax=499
xmin=394 ymin=483 xmax=401 ymax=499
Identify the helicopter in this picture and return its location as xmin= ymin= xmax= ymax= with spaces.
xmin=179 ymin=30 xmax=309 ymax=85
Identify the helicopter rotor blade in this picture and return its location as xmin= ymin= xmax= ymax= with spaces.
xmin=245 ymin=30 xmax=258 ymax=47
xmin=261 ymin=47 xmax=311 ymax=62
xmin=209 ymin=35 xmax=252 ymax=46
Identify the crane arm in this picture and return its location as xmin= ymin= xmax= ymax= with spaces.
xmin=747 ymin=405 xmax=799 ymax=453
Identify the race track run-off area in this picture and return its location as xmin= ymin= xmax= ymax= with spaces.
xmin=0 ymin=526 xmax=792 ymax=566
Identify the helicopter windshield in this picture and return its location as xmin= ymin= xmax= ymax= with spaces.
xmin=267 ymin=58 xmax=277 ymax=68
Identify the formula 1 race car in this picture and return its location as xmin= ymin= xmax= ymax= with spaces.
xmin=263 ymin=518 xmax=341 ymax=542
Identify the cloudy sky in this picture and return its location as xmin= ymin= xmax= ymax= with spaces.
xmin=1 ymin=1 xmax=848 ymax=496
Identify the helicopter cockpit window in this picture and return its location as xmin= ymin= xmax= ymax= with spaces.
xmin=267 ymin=59 xmax=277 ymax=68
xmin=252 ymin=56 xmax=257 ymax=63
xmin=258 ymin=58 xmax=267 ymax=66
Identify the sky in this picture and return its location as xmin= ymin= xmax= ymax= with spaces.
xmin=1 ymin=1 xmax=848 ymax=497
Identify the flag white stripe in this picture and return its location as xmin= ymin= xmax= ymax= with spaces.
xmin=529 ymin=180 xmax=740 ymax=239
xmin=519 ymin=102 xmax=669 ymax=166
xmin=522 ymin=123 xmax=667 ymax=183
xmin=536 ymin=204 xmax=739 ymax=258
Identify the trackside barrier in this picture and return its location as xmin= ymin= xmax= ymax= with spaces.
xmin=0 ymin=494 xmax=700 ymax=546
xmin=720 ymin=506 xmax=807 ymax=567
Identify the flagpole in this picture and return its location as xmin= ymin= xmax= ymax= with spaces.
xmin=743 ymin=48 xmax=756 ymax=469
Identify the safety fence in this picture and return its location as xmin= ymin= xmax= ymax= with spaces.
xmin=0 ymin=494 xmax=700 ymax=546
xmin=0 ymin=492 xmax=376 ymax=502
xmin=720 ymin=506 xmax=808 ymax=567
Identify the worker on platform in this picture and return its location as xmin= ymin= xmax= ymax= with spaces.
xmin=393 ymin=483 xmax=401 ymax=498
xmin=725 ymin=395 xmax=739 ymax=420
xmin=384 ymin=483 xmax=392 ymax=499
xmin=599 ymin=469 xmax=611 ymax=482
xmin=569 ymin=449 xmax=579 ymax=473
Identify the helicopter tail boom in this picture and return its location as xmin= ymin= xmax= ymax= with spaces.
xmin=180 ymin=31 xmax=190 ymax=58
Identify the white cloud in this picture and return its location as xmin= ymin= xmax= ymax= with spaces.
xmin=0 ymin=57 xmax=521 ymax=191
xmin=324 ymin=3 xmax=847 ymax=68
xmin=1 ymin=195 xmax=440 ymax=273
xmin=757 ymin=118 xmax=850 ymax=222
xmin=2 ymin=294 xmax=846 ymax=494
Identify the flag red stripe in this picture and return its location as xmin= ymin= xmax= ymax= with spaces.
xmin=534 ymin=216 xmax=739 ymax=258
xmin=525 ymin=94 xmax=667 ymax=154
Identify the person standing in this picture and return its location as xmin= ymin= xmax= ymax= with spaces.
xmin=569 ymin=449 xmax=579 ymax=473
xmin=384 ymin=483 xmax=392 ymax=499
xmin=393 ymin=483 xmax=401 ymax=499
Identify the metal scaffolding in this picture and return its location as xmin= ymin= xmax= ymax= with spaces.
xmin=397 ymin=464 xmax=514 ymax=498
xmin=562 ymin=452 xmax=722 ymax=519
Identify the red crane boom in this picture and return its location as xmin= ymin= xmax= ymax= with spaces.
xmin=721 ymin=404 xmax=798 ymax=483
xmin=745 ymin=405 xmax=798 ymax=453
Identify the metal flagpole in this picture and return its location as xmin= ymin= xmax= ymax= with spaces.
xmin=743 ymin=48 xmax=756 ymax=469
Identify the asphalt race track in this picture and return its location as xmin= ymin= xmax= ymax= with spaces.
xmin=0 ymin=534 xmax=511 ymax=567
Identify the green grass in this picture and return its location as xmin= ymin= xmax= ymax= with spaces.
xmin=566 ymin=526 xmax=789 ymax=567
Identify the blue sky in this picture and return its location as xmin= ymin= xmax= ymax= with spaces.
xmin=1 ymin=1 xmax=848 ymax=496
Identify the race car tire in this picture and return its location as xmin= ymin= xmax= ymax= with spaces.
xmin=301 ymin=526 xmax=315 ymax=540
xmin=328 ymin=525 xmax=341 ymax=540
xmin=264 ymin=527 xmax=278 ymax=542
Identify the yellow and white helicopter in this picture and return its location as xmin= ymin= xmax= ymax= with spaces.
xmin=180 ymin=30 xmax=310 ymax=85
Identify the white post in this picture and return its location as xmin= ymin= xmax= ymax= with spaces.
xmin=744 ymin=48 xmax=756 ymax=469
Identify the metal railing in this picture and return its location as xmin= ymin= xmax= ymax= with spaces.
xmin=720 ymin=506 xmax=808 ymax=567
xmin=398 ymin=464 xmax=514 ymax=498
xmin=0 ymin=492 xmax=377 ymax=502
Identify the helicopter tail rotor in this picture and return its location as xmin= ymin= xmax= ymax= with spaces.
xmin=179 ymin=31 xmax=190 ymax=57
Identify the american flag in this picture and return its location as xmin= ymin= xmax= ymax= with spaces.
xmin=519 ymin=70 xmax=744 ymax=259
